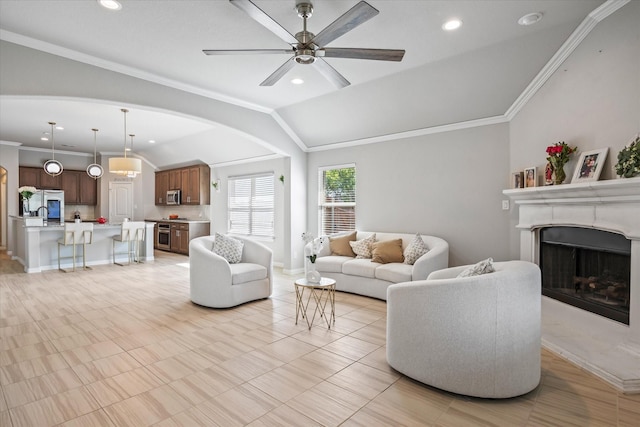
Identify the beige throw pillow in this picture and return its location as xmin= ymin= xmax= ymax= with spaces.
xmin=403 ymin=233 xmax=430 ymax=265
xmin=330 ymin=231 xmax=357 ymax=257
xmin=371 ymin=239 xmax=404 ymax=264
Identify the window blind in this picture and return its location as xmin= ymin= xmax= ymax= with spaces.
xmin=228 ymin=173 xmax=274 ymax=238
xmin=319 ymin=165 xmax=356 ymax=235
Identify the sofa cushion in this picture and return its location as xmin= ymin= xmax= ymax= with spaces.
xmin=371 ymin=239 xmax=404 ymax=264
xmin=315 ymin=255 xmax=352 ymax=273
xmin=229 ymin=262 xmax=267 ymax=284
xmin=213 ymin=233 xmax=244 ymax=264
xmin=457 ymin=257 xmax=495 ymax=278
xmin=342 ymin=259 xmax=379 ymax=278
xmin=375 ymin=263 xmax=413 ymax=283
xmin=330 ymin=231 xmax=357 ymax=257
xmin=349 ymin=233 xmax=376 ymax=259
xmin=403 ymin=233 xmax=430 ymax=265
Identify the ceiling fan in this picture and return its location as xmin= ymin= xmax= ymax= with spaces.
xmin=203 ymin=0 xmax=405 ymax=88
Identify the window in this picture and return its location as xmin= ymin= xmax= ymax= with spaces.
xmin=319 ymin=164 xmax=356 ymax=235
xmin=228 ymin=173 xmax=274 ymax=238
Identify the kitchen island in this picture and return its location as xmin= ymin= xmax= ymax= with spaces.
xmin=9 ymin=216 xmax=155 ymax=273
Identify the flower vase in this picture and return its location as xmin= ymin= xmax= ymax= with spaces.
xmin=22 ymin=198 xmax=30 ymax=217
xmin=553 ymin=163 xmax=567 ymax=185
xmin=304 ymin=258 xmax=321 ymax=283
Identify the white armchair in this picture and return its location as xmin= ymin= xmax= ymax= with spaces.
xmin=387 ymin=260 xmax=541 ymax=398
xmin=189 ymin=235 xmax=273 ymax=308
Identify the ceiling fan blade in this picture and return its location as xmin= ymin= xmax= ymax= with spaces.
xmin=311 ymin=1 xmax=379 ymax=48
xmin=230 ymin=0 xmax=298 ymax=45
xmin=259 ymin=58 xmax=296 ymax=86
xmin=313 ymin=58 xmax=350 ymax=88
xmin=319 ymin=48 xmax=405 ymax=61
xmin=203 ymin=49 xmax=294 ymax=55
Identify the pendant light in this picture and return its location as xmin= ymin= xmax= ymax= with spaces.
xmin=87 ymin=128 xmax=104 ymax=179
xmin=43 ymin=121 xmax=63 ymax=176
xmin=108 ymin=108 xmax=142 ymax=177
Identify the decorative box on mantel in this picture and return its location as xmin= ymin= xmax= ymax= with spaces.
xmin=504 ymin=177 xmax=640 ymax=393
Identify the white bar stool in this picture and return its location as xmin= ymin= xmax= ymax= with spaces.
xmin=57 ymin=222 xmax=94 ymax=272
xmin=112 ymin=221 xmax=146 ymax=266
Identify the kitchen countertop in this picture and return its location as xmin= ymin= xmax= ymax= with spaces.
xmin=145 ymin=218 xmax=211 ymax=224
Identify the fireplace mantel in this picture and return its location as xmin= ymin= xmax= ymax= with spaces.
xmin=504 ymin=177 xmax=640 ymax=393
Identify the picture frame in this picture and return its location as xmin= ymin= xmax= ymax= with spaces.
xmin=524 ymin=167 xmax=536 ymax=188
xmin=512 ymin=171 xmax=524 ymax=189
xmin=571 ymin=148 xmax=608 ymax=183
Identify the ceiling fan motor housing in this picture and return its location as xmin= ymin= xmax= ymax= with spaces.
xmin=295 ymin=2 xmax=313 ymax=19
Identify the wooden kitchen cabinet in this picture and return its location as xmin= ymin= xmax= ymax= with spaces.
xmin=61 ymin=170 xmax=97 ymax=205
xmin=155 ymin=170 xmax=169 ymax=205
xmin=169 ymin=169 xmax=181 ymax=191
xmin=155 ymin=164 xmax=210 ymax=206
xmin=170 ymin=223 xmax=190 ymax=254
xmin=19 ymin=167 xmax=41 ymax=188
xmin=19 ymin=167 xmax=97 ymax=205
xmin=181 ymin=165 xmax=210 ymax=205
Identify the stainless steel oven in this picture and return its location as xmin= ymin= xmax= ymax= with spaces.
xmin=157 ymin=222 xmax=171 ymax=250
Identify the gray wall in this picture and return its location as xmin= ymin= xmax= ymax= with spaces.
xmin=307 ymin=123 xmax=512 ymax=267
xmin=509 ymin=1 xmax=640 ymax=258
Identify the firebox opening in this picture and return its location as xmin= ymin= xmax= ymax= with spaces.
xmin=540 ymin=227 xmax=630 ymax=325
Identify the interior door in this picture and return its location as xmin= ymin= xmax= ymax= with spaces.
xmin=109 ymin=181 xmax=133 ymax=223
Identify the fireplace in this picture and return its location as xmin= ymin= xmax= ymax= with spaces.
xmin=504 ymin=178 xmax=640 ymax=393
xmin=539 ymin=226 xmax=630 ymax=324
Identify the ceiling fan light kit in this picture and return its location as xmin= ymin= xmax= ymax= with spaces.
xmin=204 ymin=0 xmax=405 ymax=88
xmin=43 ymin=121 xmax=64 ymax=176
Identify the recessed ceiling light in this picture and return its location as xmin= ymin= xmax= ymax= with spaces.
xmin=98 ymin=0 xmax=122 ymax=11
xmin=41 ymin=136 xmax=49 ymax=141
xmin=291 ymin=78 xmax=304 ymax=85
xmin=442 ymin=19 xmax=462 ymax=31
xmin=148 ymin=140 xmax=156 ymax=144
xmin=55 ymin=126 xmax=64 ymax=130
xmin=518 ymin=12 xmax=543 ymax=26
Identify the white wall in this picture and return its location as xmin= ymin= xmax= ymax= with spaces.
xmin=0 ymin=142 xmax=20 ymax=255
xmin=509 ymin=1 xmax=640 ymax=258
xmin=307 ymin=123 xmax=512 ymax=267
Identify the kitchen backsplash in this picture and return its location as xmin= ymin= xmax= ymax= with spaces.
xmin=67 ymin=205 xmax=96 ymax=221
xmin=144 ymin=204 xmax=210 ymax=220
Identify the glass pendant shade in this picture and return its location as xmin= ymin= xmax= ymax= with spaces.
xmin=87 ymin=128 xmax=104 ymax=179
xmin=109 ymin=108 xmax=141 ymax=177
xmin=44 ymin=122 xmax=63 ymax=176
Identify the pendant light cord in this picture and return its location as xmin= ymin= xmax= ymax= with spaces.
xmin=48 ymin=122 xmax=56 ymax=160
xmin=121 ymin=108 xmax=129 ymax=159
xmin=92 ymin=128 xmax=98 ymax=163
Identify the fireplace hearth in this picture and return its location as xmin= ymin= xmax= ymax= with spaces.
xmin=540 ymin=227 xmax=630 ymax=324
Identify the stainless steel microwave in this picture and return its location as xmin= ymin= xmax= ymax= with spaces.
xmin=167 ymin=190 xmax=181 ymax=205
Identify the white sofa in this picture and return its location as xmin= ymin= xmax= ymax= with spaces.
xmin=311 ymin=231 xmax=449 ymax=300
xmin=386 ymin=260 xmax=541 ymax=398
xmin=189 ymin=235 xmax=273 ymax=308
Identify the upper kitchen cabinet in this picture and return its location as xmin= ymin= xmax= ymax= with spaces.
xmin=181 ymin=165 xmax=210 ymax=205
xmin=155 ymin=170 xmax=169 ymax=205
xmin=19 ymin=167 xmax=97 ymax=205
xmin=20 ymin=166 xmax=61 ymax=189
xmin=155 ymin=165 xmax=210 ymax=206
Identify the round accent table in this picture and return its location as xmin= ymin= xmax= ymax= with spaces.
xmin=294 ymin=277 xmax=336 ymax=330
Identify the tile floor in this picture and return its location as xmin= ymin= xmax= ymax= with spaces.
xmin=1 ymin=250 xmax=639 ymax=426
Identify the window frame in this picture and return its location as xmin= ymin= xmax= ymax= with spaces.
xmin=227 ymin=172 xmax=275 ymax=239
xmin=318 ymin=163 xmax=356 ymax=236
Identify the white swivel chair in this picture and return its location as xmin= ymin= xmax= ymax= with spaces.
xmin=57 ymin=222 xmax=94 ymax=272
xmin=387 ymin=260 xmax=541 ymax=398
xmin=112 ymin=221 xmax=146 ymax=266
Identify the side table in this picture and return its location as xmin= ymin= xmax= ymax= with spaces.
xmin=294 ymin=277 xmax=336 ymax=330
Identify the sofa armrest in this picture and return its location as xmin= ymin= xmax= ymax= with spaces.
xmin=427 ymin=265 xmax=468 ymax=280
xmin=189 ymin=237 xmax=233 ymax=296
xmin=411 ymin=239 xmax=449 ymax=280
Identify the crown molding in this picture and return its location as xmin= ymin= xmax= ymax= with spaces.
xmin=307 ymin=115 xmax=509 ymax=152
xmin=505 ymin=0 xmax=629 ymax=120
xmin=0 ymin=140 xmax=23 ymax=147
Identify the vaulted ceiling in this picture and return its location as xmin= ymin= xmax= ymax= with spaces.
xmin=0 ymin=0 xmax=607 ymax=167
